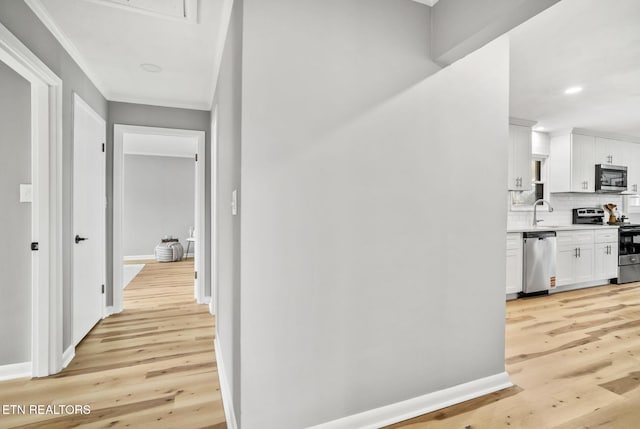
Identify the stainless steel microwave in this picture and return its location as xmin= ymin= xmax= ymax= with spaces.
xmin=595 ymin=164 xmax=627 ymax=193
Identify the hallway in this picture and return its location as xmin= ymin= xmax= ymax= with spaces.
xmin=0 ymin=260 xmax=226 ymax=428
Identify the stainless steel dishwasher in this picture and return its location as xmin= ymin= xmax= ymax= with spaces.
xmin=522 ymin=231 xmax=557 ymax=296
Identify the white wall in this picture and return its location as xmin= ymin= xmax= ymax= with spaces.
xmin=239 ymin=0 xmax=510 ymax=426
xmin=0 ymin=61 xmax=31 ymax=365
xmin=123 ymin=154 xmax=195 ymax=256
xmin=211 ymin=0 xmax=243 ymax=423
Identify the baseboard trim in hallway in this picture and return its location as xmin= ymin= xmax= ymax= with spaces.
xmin=0 ymin=362 xmax=31 ymax=382
xmin=308 ymin=372 xmax=512 ymax=429
xmin=215 ymin=337 xmax=239 ymax=429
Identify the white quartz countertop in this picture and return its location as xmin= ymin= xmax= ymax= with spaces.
xmin=507 ymin=224 xmax=621 ymax=233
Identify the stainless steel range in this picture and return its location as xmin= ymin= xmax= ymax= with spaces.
xmin=618 ymin=224 xmax=640 ymax=283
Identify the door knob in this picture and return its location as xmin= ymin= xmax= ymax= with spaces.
xmin=75 ymin=235 xmax=88 ymax=244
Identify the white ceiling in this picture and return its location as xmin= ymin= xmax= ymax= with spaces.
xmin=124 ymin=133 xmax=198 ymax=158
xmin=27 ymin=0 xmax=229 ymax=110
xmin=509 ymin=0 xmax=640 ymax=137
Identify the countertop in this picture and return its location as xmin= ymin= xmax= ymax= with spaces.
xmin=507 ymin=224 xmax=621 ymax=233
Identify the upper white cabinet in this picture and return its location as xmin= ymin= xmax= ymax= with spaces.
xmin=508 ymin=119 xmax=535 ymax=191
xmin=550 ymin=133 xmax=595 ymax=193
xmin=551 ymin=131 xmax=640 ymax=194
xmin=595 ymin=137 xmax=628 ymax=166
xmin=628 ymin=143 xmax=640 ymax=193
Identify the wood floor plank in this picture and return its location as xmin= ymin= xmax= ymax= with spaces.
xmin=389 ymin=282 xmax=640 ymax=428
xmin=0 ymin=259 xmax=227 ymax=429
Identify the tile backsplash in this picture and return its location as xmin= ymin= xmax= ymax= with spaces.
xmin=507 ymin=193 xmax=625 ymax=228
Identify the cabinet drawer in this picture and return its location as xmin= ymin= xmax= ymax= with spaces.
xmin=506 ymin=233 xmax=522 ymax=250
xmin=557 ymin=230 xmax=594 ymax=246
xmin=595 ymin=229 xmax=618 ymax=243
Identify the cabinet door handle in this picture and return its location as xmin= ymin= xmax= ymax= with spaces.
xmin=575 ymin=248 xmax=578 ymax=258
xmin=578 ymin=247 xmax=581 ymax=258
xmin=606 ymin=245 xmax=610 ymax=255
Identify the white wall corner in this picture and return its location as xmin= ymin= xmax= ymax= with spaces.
xmin=214 ymin=337 xmax=238 ymax=429
xmin=0 ymin=362 xmax=32 ymax=382
xmin=307 ymin=372 xmax=513 ymax=429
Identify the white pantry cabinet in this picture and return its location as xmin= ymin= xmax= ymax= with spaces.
xmin=506 ymin=233 xmax=523 ymax=295
xmin=508 ymin=121 xmax=534 ymax=191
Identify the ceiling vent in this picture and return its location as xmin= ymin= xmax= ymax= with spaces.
xmin=83 ymin=0 xmax=198 ymax=22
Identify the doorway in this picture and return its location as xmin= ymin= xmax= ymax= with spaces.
xmin=112 ymin=125 xmax=206 ymax=314
xmin=0 ymin=22 xmax=63 ymax=378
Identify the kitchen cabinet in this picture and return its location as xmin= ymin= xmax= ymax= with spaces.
xmin=595 ymin=137 xmax=629 ymax=166
xmin=549 ymin=133 xmax=595 ymax=193
xmin=594 ymin=230 xmax=618 ymax=280
xmin=508 ymin=122 xmax=533 ymax=191
xmin=628 ymin=143 xmax=640 ymax=194
xmin=506 ymin=233 xmax=523 ymax=295
xmin=555 ymin=230 xmax=595 ymax=286
xmin=571 ymin=134 xmax=596 ymax=192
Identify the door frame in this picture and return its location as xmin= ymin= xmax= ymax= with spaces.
xmin=72 ymin=93 xmax=107 ymax=345
xmin=112 ymin=125 xmax=207 ymax=314
xmin=0 ymin=23 xmax=63 ymax=377
xmin=209 ymin=108 xmax=218 ymax=316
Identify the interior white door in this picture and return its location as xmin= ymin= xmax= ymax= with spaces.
xmin=73 ymin=94 xmax=106 ymax=346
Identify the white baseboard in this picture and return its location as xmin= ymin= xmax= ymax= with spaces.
xmin=123 ymin=254 xmax=155 ymax=261
xmin=214 ymin=337 xmax=238 ymax=429
xmin=62 ymin=345 xmax=75 ymax=369
xmin=124 ymin=253 xmax=194 ymax=261
xmin=308 ymin=372 xmax=513 ymax=429
xmin=0 ymin=361 xmax=32 ymax=381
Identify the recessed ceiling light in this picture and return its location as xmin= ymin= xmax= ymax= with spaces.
xmin=564 ymin=86 xmax=583 ymax=95
xmin=140 ymin=63 xmax=162 ymax=73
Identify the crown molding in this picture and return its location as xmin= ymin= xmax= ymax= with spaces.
xmin=24 ymin=0 xmax=110 ymax=99
xmin=108 ymin=93 xmax=211 ymax=111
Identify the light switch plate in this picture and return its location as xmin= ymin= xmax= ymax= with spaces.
xmin=20 ymin=184 xmax=33 ymax=203
xmin=231 ymin=189 xmax=238 ymax=215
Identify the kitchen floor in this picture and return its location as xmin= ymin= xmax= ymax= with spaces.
xmin=387 ymin=282 xmax=640 ymax=428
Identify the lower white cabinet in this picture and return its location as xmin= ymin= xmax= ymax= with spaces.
xmin=506 ymin=233 xmax=523 ymax=295
xmin=556 ymin=231 xmax=595 ymax=286
xmin=556 ymin=229 xmax=618 ymax=287
xmin=594 ymin=229 xmax=618 ymax=280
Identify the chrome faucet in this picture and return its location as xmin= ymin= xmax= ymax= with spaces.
xmin=533 ymin=199 xmax=554 ymax=226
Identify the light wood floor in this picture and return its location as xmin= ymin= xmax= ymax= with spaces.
xmin=388 ymin=282 xmax=640 ymax=429
xmin=0 ymin=259 xmax=226 ymax=429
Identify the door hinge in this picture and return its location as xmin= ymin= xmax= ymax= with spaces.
xmin=195 ymin=153 xmax=198 ymax=162
xmin=31 ymin=242 xmax=39 ymax=251
xmin=102 ymin=143 xmax=105 ymax=152
xmin=195 ymin=271 xmax=198 ymax=280
xmin=101 ymin=284 xmax=105 ymax=294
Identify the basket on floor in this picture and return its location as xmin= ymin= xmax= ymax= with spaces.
xmin=154 ymin=241 xmax=184 ymax=262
